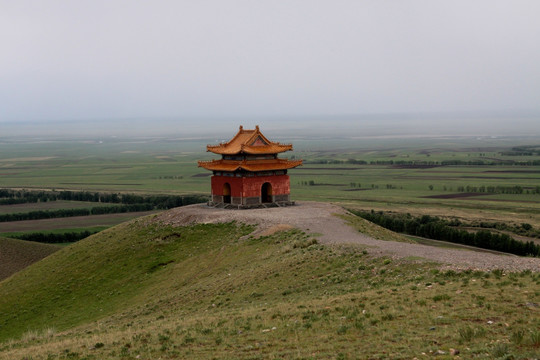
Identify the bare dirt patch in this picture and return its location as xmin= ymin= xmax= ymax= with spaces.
xmin=399 ymin=175 xmax=534 ymax=180
xmin=391 ymin=164 xmax=440 ymax=169
xmin=296 ymin=167 xmax=364 ymax=170
xmin=154 ymin=202 xmax=540 ymax=272
xmin=422 ymin=193 xmax=491 ymax=200
xmin=473 ymin=198 xmax=539 ymax=204
xmin=0 ymin=237 xmax=60 ymax=281
xmin=422 ymin=193 xmax=537 ymax=203
xmin=485 ymin=170 xmax=540 ymax=174
xmin=251 ymin=224 xmax=294 ymax=238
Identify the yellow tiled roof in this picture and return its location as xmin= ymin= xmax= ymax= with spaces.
xmin=207 ymin=125 xmax=293 ymax=155
xmin=198 ymin=159 xmax=303 ymax=172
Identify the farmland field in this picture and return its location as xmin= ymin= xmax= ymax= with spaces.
xmin=0 ymin=211 xmax=160 ymax=233
xmin=0 ymin=200 xmax=118 ymax=214
xmin=0 ymin=236 xmax=60 ymax=281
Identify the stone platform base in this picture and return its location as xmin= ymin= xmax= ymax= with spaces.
xmin=207 ymin=201 xmax=296 ymax=210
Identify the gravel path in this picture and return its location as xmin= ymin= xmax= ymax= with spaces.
xmin=155 ymin=201 xmax=540 ymax=272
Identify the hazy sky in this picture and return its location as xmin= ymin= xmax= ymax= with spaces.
xmin=1 ymin=0 xmax=540 ymax=122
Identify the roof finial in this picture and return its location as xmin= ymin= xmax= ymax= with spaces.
xmin=239 ymin=125 xmax=243 ymax=131
xmin=255 ymin=125 xmax=260 ymax=131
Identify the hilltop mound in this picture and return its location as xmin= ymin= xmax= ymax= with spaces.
xmin=0 ymin=237 xmax=60 ymax=281
xmin=156 ymin=201 xmax=540 ymax=272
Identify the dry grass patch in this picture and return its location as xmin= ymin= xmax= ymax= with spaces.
xmin=249 ymin=224 xmax=294 ymax=238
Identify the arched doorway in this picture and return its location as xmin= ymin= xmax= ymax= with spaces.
xmin=223 ymin=183 xmax=231 ymax=203
xmin=261 ymin=182 xmax=272 ymax=203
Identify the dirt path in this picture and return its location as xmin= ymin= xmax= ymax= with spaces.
xmin=155 ymin=201 xmax=540 ymax=272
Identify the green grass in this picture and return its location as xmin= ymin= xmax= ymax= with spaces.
xmin=339 ymin=213 xmax=416 ymax=243
xmin=0 ymin=218 xmax=539 ymax=359
xmin=0 ymin=220 xmax=251 ymax=341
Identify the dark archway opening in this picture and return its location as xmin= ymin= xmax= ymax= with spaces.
xmin=261 ymin=182 xmax=272 ymax=203
xmin=223 ymin=183 xmax=231 ymax=204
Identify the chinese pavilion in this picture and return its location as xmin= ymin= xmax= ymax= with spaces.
xmin=198 ymin=125 xmax=302 ymax=208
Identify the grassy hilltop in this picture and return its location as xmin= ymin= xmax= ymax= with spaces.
xmin=0 ymin=214 xmax=539 ymax=359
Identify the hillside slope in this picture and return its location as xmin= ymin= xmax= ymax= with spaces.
xmin=0 ymin=218 xmax=253 ymax=342
xmin=0 ymin=207 xmax=539 ymax=359
xmin=0 ymin=236 xmax=60 ymax=281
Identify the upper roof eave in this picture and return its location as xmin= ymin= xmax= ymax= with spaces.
xmin=206 ymin=125 xmax=293 ymax=155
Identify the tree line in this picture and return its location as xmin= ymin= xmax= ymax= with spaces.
xmin=303 ymin=159 xmax=540 ymax=166
xmin=351 ymin=210 xmax=540 ymax=257
xmin=0 ymin=189 xmax=209 ymax=222
xmin=501 ymin=146 xmax=540 ymax=156
xmin=466 ymin=221 xmax=539 ymax=239
xmin=0 ymin=189 xmax=208 ymax=208
xmin=9 ymin=230 xmax=100 ymax=244
xmin=454 ymin=185 xmax=540 ymax=195
xmin=428 ymin=185 xmax=539 ymax=195
xmin=0 ymin=204 xmax=156 ymax=222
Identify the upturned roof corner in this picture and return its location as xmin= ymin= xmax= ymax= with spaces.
xmin=206 ymin=125 xmax=294 ymax=155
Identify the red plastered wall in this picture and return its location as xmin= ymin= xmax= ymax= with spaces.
xmin=211 ymin=176 xmax=244 ymax=197
xmin=211 ymin=175 xmax=290 ymax=197
xmin=241 ymin=175 xmax=290 ymax=197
